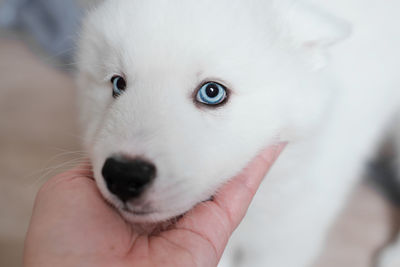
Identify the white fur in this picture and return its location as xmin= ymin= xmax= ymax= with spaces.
xmin=76 ymin=0 xmax=400 ymax=266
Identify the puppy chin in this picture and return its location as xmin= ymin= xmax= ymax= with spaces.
xmin=120 ymin=209 xmax=167 ymax=223
xmin=116 ymin=207 xmax=189 ymax=234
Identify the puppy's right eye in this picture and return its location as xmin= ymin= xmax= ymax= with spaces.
xmin=111 ymin=75 xmax=126 ymax=98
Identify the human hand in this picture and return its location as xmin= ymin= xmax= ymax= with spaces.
xmin=24 ymin=144 xmax=285 ymax=267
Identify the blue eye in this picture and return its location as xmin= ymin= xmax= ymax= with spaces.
xmin=111 ymin=75 xmax=126 ymax=98
xmin=196 ymin=82 xmax=227 ymax=105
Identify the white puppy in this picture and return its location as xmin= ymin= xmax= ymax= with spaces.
xmin=76 ymin=0 xmax=400 ymax=266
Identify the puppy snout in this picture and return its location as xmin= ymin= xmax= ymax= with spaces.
xmin=102 ymin=156 xmax=156 ymax=202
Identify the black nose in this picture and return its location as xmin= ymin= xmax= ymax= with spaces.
xmin=102 ymin=156 xmax=156 ymax=202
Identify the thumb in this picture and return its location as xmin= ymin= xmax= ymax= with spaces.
xmin=175 ymin=143 xmax=286 ymax=258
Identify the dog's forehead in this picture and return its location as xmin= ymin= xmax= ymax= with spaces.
xmin=86 ymin=0 xmax=277 ymax=73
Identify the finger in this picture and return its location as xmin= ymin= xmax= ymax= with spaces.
xmin=32 ymin=160 xmax=101 ymax=223
xmin=214 ymin=143 xmax=286 ymax=230
xmin=29 ymin=160 xmax=127 ymax=239
xmin=39 ymin=160 xmax=94 ymax=193
xmin=25 ymin=161 xmax=132 ymax=265
xmin=174 ymin=143 xmax=286 ymax=258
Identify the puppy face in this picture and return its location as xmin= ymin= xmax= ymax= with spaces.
xmin=76 ymin=0 xmax=336 ymax=223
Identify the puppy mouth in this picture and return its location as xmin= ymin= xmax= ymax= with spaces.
xmin=115 ymin=200 xmax=189 ymax=224
xmin=124 ymin=210 xmax=155 ymax=216
xmin=121 ymin=205 xmax=156 ymax=216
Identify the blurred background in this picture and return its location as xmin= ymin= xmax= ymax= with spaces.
xmin=0 ymin=0 xmax=398 ymax=266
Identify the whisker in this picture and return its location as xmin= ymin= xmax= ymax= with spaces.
xmin=25 ymin=156 xmax=89 ymax=188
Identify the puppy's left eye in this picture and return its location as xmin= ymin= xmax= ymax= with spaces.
xmin=196 ymin=82 xmax=227 ymax=106
xmin=111 ymin=75 xmax=126 ymax=98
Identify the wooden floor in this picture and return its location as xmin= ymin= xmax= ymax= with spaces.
xmin=0 ymin=38 xmax=398 ymax=267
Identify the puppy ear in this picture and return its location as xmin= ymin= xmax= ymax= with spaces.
xmin=284 ymin=1 xmax=351 ymax=68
